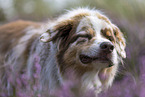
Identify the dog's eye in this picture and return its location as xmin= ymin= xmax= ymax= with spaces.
xmin=76 ymin=33 xmax=92 ymax=40
xmin=77 ymin=39 xmax=87 ymax=44
xmin=107 ymin=36 xmax=114 ymax=41
xmin=101 ymin=29 xmax=115 ymax=42
xmin=76 ymin=37 xmax=88 ymax=45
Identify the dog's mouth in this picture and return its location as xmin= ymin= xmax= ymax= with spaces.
xmin=79 ymin=54 xmax=113 ymax=67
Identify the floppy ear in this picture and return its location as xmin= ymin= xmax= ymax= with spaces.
xmin=40 ymin=20 xmax=74 ymax=43
xmin=112 ymin=25 xmax=126 ymax=58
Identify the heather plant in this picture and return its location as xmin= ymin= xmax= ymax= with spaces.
xmin=0 ymin=54 xmax=42 ymax=97
xmin=49 ymin=70 xmax=96 ymax=97
xmin=0 ymin=54 xmax=96 ymax=97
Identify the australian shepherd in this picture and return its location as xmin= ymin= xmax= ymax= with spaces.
xmin=0 ymin=8 xmax=126 ymax=96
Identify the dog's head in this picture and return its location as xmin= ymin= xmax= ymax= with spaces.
xmin=40 ymin=8 xmax=126 ymax=77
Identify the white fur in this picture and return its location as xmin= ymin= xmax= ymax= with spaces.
xmin=40 ymin=33 xmax=50 ymax=42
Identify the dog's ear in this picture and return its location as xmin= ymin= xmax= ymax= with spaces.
xmin=40 ymin=20 xmax=74 ymax=43
xmin=112 ymin=25 xmax=126 ymax=58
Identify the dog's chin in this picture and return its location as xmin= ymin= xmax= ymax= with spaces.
xmin=79 ymin=54 xmax=113 ymax=68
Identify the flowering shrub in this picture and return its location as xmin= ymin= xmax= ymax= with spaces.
xmin=0 ymin=55 xmax=96 ymax=97
xmin=0 ymin=55 xmax=41 ymax=97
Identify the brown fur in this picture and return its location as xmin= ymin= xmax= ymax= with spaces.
xmin=97 ymin=15 xmax=111 ymax=24
xmin=101 ymin=28 xmax=116 ymax=42
xmin=0 ymin=20 xmax=40 ymax=54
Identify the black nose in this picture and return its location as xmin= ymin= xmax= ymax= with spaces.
xmin=100 ymin=42 xmax=114 ymax=53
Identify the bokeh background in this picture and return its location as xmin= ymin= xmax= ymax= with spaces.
xmin=0 ymin=0 xmax=145 ymax=97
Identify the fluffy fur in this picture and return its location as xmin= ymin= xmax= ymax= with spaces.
xmin=0 ymin=8 xmax=126 ymax=96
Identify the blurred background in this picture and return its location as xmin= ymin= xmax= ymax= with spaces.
xmin=0 ymin=0 xmax=145 ymax=97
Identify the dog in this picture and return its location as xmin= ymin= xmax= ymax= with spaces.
xmin=0 ymin=8 xmax=126 ymax=96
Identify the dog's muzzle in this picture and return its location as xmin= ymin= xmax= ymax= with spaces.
xmin=79 ymin=42 xmax=114 ymax=67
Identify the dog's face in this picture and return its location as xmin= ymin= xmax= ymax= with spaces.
xmin=63 ymin=17 xmax=118 ymax=70
xmin=40 ymin=8 xmax=126 ymax=77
